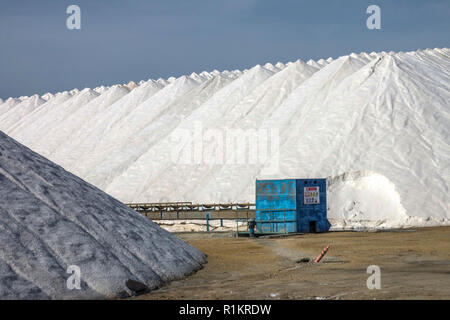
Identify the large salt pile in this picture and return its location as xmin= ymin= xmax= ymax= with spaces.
xmin=327 ymin=171 xmax=409 ymax=230
xmin=0 ymin=48 xmax=449 ymax=229
xmin=0 ymin=131 xmax=206 ymax=299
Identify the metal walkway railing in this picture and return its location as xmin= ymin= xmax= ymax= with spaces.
xmin=126 ymin=202 xmax=255 ymax=213
xmin=126 ymin=202 xmax=256 ymax=221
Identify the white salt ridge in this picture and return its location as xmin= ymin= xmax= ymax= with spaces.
xmin=50 ymin=79 xmax=167 ymax=171
xmin=0 ymin=98 xmax=21 ymax=116
xmin=92 ymin=73 xmax=242 ymax=191
xmin=10 ymin=89 xmax=100 ymax=149
xmin=41 ymin=93 xmax=54 ymax=101
xmin=34 ymin=85 xmax=131 ymax=156
xmin=1 ymin=48 xmax=449 ymax=229
xmin=0 ymin=131 xmax=205 ymax=299
xmin=0 ymin=95 xmax=46 ymax=132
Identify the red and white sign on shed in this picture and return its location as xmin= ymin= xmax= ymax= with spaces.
xmin=304 ymin=186 xmax=320 ymax=204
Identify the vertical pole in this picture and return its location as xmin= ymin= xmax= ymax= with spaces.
xmin=236 ymin=209 xmax=238 ymax=235
xmin=206 ymin=213 xmax=210 ymax=232
xmin=271 ymin=210 xmax=273 ymax=233
xmin=220 ymin=218 xmax=223 ymax=227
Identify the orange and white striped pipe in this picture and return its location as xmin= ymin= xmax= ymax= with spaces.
xmin=314 ymin=245 xmax=330 ymax=263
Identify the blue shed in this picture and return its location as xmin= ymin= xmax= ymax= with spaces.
xmin=255 ymin=178 xmax=329 ymax=234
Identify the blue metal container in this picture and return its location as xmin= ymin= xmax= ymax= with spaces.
xmin=255 ymin=179 xmax=297 ymax=233
xmin=255 ymin=178 xmax=329 ymax=234
xmin=296 ymin=179 xmax=328 ymax=233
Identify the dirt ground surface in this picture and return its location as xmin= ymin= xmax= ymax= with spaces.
xmin=138 ymin=227 xmax=450 ymax=300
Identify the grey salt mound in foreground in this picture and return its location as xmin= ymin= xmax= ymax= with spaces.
xmin=0 ymin=131 xmax=206 ymax=299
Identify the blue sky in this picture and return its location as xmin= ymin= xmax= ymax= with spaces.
xmin=1 ymin=0 xmax=449 ymax=98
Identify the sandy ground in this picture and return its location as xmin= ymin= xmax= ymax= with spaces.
xmin=137 ymin=227 xmax=450 ymax=300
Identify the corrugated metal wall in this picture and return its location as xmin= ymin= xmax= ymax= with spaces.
xmin=255 ymin=178 xmax=329 ymax=234
xmin=255 ymin=179 xmax=297 ymax=233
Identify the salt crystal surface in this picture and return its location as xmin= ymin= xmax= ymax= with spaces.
xmin=0 ymin=132 xmax=206 ymax=299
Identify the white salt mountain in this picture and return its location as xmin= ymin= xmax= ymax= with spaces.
xmin=1 ymin=48 xmax=449 ymax=229
xmin=0 ymin=131 xmax=206 ymax=299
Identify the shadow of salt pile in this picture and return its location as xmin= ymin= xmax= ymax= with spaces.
xmin=0 ymin=131 xmax=206 ymax=299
